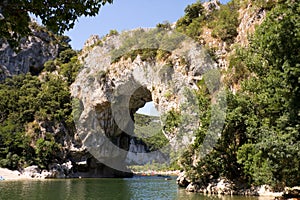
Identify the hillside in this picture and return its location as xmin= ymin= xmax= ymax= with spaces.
xmin=134 ymin=113 xmax=167 ymax=152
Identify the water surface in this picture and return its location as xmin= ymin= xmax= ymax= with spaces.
xmin=0 ymin=176 xmax=274 ymax=200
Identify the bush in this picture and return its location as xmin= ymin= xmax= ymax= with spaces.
xmin=111 ymin=28 xmax=185 ymax=63
xmin=44 ymin=60 xmax=56 ymax=72
xmin=210 ymin=1 xmax=240 ymax=44
xmin=162 ymin=109 xmax=181 ymax=133
xmin=57 ymin=49 xmax=77 ymax=64
xmin=108 ymin=29 xmax=119 ymax=36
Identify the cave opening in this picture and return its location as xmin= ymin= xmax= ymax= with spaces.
xmin=126 ymin=86 xmax=169 ymax=167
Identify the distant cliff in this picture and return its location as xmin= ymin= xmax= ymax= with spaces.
xmin=0 ymin=22 xmax=69 ymax=80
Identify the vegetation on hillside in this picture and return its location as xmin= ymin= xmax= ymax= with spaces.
xmin=134 ymin=113 xmax=168 ymax=152
xmin=176 ymin=0 xmax=240 ymax=44
xmin=0 ymin=74 xmax=71 ymax=169
xmin=0 ymin=42 xmax=81 ymax=169
xmin=178 ymin=0 xmax=300 ymax=189
xmin=111 ymin=27 xmax=185 ymax=63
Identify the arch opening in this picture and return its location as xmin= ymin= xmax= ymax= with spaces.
xmin=125 ymin=86 xmax=169 ymax=167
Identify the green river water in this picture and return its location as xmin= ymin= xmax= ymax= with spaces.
xmin=0 ymin=176 xmax=274 ymax=200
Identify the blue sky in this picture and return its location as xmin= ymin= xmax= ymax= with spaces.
xmin=65 ymin=0 xmax=229 ymax=50
xmin=136 ymin=102 xmax=160 ymax=116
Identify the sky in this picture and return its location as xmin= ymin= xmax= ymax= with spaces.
xmin=65 ymin=0 xmax=228 ymax=50
xmin=136 ymin=102 xmax=160 ymax=116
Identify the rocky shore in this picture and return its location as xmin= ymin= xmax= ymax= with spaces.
xmin=0 ymin=162 xmax=73 ymax=180
xmin=176 ymin=172 xmax=300 ymax=200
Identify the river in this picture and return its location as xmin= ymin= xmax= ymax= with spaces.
xmin=0 ymin=176 xmax=274 ymax=200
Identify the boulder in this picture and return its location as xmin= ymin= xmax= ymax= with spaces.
xmin=186 ymin=183 xmax=200 ymax=192
xmin=41 ymin=170 xmax=52 ymax=178
xmin=23 ymin=165 xmax=41 ymax=178
xmin=48 ymin=162 xmax=74 ymax=178
xmin=176 ymin=172 xmax=190 ymax=188
xmin=215 ymin=178 xmax=235 ymax=195
xmin=283 ymin=187 xmax=300 ymax=199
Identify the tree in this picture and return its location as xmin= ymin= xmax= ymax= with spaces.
xmin=176 ymin=1 xmax=206 ymax=37
xmin=0 ymin=0 xmax=113 ymax=48
xmin=184 ymin=1 xmax=205 ymax=21
xmin=236 ymin=0 xmax=300 ymax=188
xmin=180 ymin=0 xmax=300 ymax=189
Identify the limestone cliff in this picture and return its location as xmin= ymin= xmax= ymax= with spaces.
xmin=0 ymin=22 xmax=64 ymax=80
xmin=70 ymin=28 xmax=218 ymax=176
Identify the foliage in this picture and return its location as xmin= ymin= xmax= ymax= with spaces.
xmin=177 ymin=1 xmax=205 ymax=27
xmin=59 ymin=56 xmax=82 ymax=85
xmin=209 ymin=0 xmax=240 ymax=44
xmin=43 ymin=48 xmax=82 ymax=85
xmin=180 ymin=0 xmax=300 ymax=189
xmin=129 ymin=159 xmax=180 ymax=172
xmin=176 ymin=0 xmax=239 ymax=44
xmin=111 ymin=28 xmax=185 ymax=63
xmin=134 ymin=113 xmax=168 ymax=151
xmin=162 ymin=109 xmax=182 ymax=133
xmin=225 ymin=47 xmax=250 ymax=85
xmin=176 ymin=1 xmax=206 ymax=40
xmin=107 ymin=29 xmax=119 ymax=36
xmin=57 ymin=49 xmax=77 ymax=64
xmin=156 ymin=21 xmax=172 ymax=30
xmin=0 ymin=73 xmax=73 ymax=169
xmin=44 ymin=60 xmax=56 ymax=72
xmin=35 ymin=134 xmax=62 ymax=168
xmin=235 ymin=0 xmax=300 ymax=188
xmin=0 ymin=0 xmax=113 ymax=48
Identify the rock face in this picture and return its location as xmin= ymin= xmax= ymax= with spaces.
xmin=71 ymin=29 xmax=216 ymax=177
xmin=125 ymin=138 xmax=167 ymax=165
xmin=177 ymin=172 xmax=191 ymax=188
xmin=236 ymin=3 xmax=267 ymax=47
xmin=0 ymin=23 xmax=60 ymax=80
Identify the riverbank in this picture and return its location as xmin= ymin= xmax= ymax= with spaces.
xmin=0 ymin=168 xmax=31 ymax=181
xmin=132 ymin=170 xmax=180 ymax=177
xmin=0 ymin=166 xmax=67 ymax=180
xmin=0 ymin=167 xmax=180 ymax=181
xmin=177 ymin=172 xmax=300 ymax=200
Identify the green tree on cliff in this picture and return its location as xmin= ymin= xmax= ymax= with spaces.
xmin=0 ymin=0 xmax=113 ymax=48
xmin=181 ymin=0 xmax=300 ymax=188
xmin=236 ymin=0 xmax=300 ymax=188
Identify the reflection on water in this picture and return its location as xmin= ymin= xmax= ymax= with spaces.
xmin=0 ymin=177 xmax=275 ymax=200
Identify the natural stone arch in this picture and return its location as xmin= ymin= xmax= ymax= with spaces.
xmin=71 ymin=29 xmax=222 ymax=177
